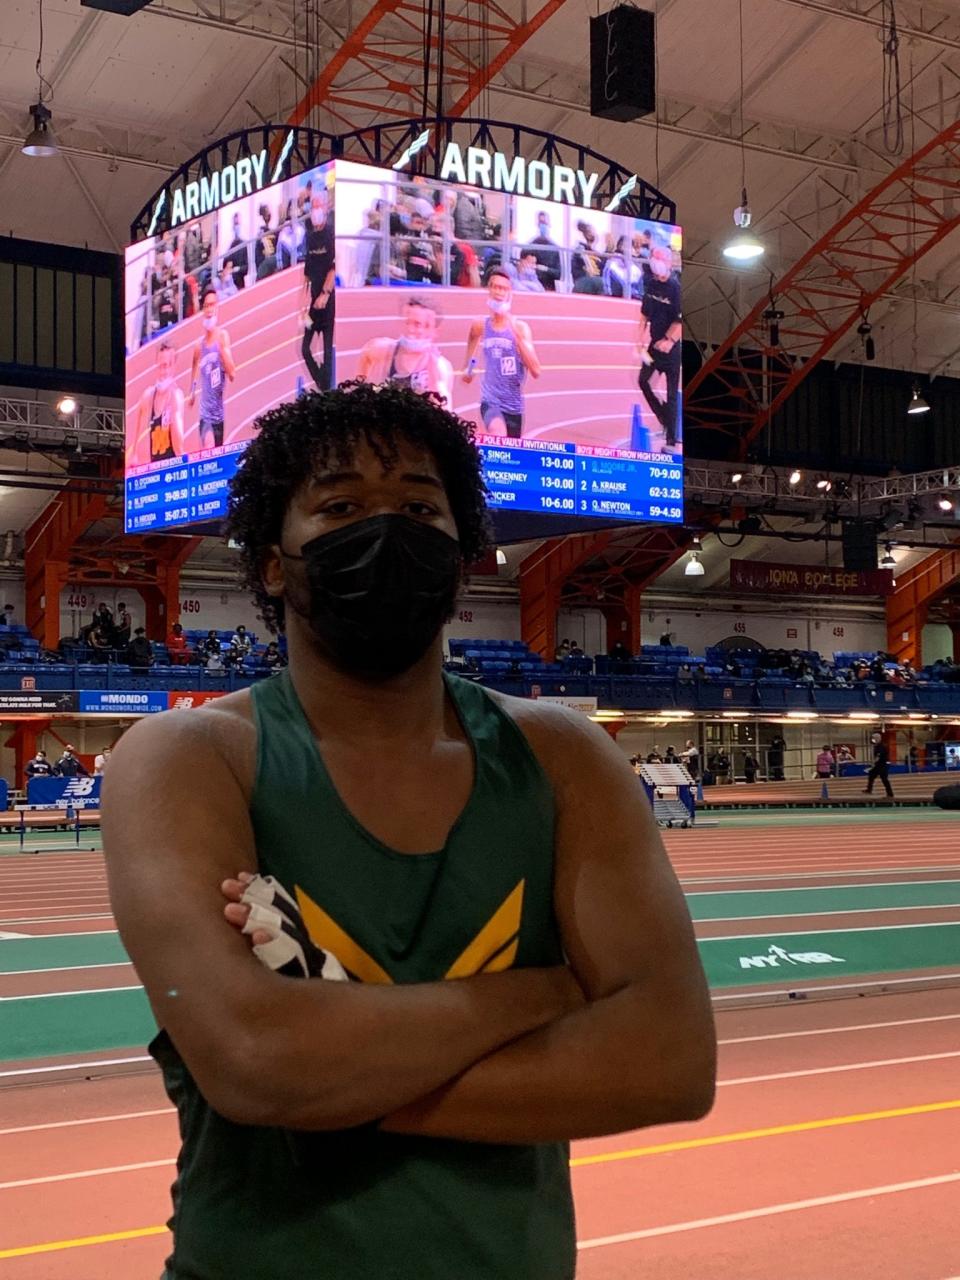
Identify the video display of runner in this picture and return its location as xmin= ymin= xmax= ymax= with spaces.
xmin=123 ymin=161 xmax=336 ymax=531
xmin=334 ymin=159 xmax=683 ymax=524
xmin=124 ymin=155 xmax=683 ymax=531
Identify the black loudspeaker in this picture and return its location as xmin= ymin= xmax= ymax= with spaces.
xmin=841 ymin=520 xmax=878 ymax=572
xmin=590 ymin=6 xmax=656 ymax=122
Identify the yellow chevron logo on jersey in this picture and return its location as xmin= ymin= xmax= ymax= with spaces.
xmin=295 ymin=880 xmax=525 ymax=984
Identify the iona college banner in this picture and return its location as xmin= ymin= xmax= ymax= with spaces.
xmin=729 ymin=559 xmax=895 ymax=597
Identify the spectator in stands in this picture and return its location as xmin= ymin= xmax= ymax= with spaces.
xmin=25 ymin=749 xmax=53 ymax=778
xmin=554 ymin=638 xmax=571 ymax=662
xmin=816 ymin=745 xmax=835 ymax=780
xmin=205 ymin=647 xmax=226 ymax=673
xmin=723 ymin=658 xmax=741 ymax=678
xmin=870 ymin=652 xmax=887 ymax=683
xmin=659 ymin=631 xmax=672 ymax=646
xmin=769 ymin=735 xmax=786 ymax=781
xmin=55 ymin=745 xmax=88 ymax=778
xmin=608 ymin=641 xmax=630 ymax=663
xmin=81 ymin=602 xmax=113 ymax=646
xmin=514 ymin=250 xmax=546 ymax=293
xmin=865 ymin=731 xmax=894 ymax=798
xmin=263 ymin=641 xmax=285 ymax=670
xmin=568 ymin=642 xmax=585 ymax=659
xmin=709 ymin=749 xmax=731 ymax=783
xmin=89 ymin=624 xmax=112 ymax=661
xmin=167 ymin=622 xmax=189 ymax=665
xmin=646 ymin=745 xmax=663 ymax=764
xmin=528 ymin=211 xmax=562 ymax=291
xmin=201 ymin=630 xmax=222 ymax=661
xmin=127 ymin=627 xmax=154 ymax=670
xmin=664 ymin=746 xmax=679 ymax=764
xmin=680 ymin=739 xmax=699 ymax=778
xmin=115 ymin=602 xmax=132 ymax=649
xmin=677 ymin=663 xmax=694 ymax=685
xmin=743 ymin=751 xmax=759 ymax=784
xmin=230 ymin=625 xmax=253 ymax=658
xmin=2 ymin=604 xmax=14 ymax=626
xmin=94 ymin=746 xmax=112 ymax=775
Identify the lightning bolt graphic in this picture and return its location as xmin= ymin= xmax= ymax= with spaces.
xmin=147 ymin=190 xmax=166 ymax=238
xmin=392 ymin=128 xmax=432 ymax=171
xmin=271 ymin=130 xmax=296 ymax=184
xmin=604 ymin=174 xmax=638 ymax=213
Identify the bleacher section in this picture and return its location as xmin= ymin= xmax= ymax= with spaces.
xmin=5 ymin=630 xmax=960 ymax=715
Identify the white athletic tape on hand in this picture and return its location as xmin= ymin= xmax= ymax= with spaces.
xmin=239 ymin=875 xmax=349 ymax=981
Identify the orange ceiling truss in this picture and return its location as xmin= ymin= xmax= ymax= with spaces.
xmin=684 ymin=117 xmax=960 ymax=457
xmin=284 ymin=0 xmax=571 ymax=132
xmin=886 ymin=545 xmax=960 ymax=666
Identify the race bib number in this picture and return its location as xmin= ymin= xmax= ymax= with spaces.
xmin=209 ymin=365 xmax=221 ymax=390
xmin=499 ymin=355 xmax=517 ymax=377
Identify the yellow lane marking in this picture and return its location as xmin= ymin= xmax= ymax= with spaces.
xmin=0 ymin=1225 xmax=168 ymax=1260
xmin=571 ymin=1097 xmax=960 ymax=1167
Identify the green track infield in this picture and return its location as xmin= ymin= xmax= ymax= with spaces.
xmin=6 ymin=922 xmax=960 ymax=1061
xmin=688 ymin=880 xmax=960 ymax=920
xmin=0 ymin=932 xmax=128 ymax=973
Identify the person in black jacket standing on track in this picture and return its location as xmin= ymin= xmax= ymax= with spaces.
xmin=864 ymin=731 xmax=894 ymax=798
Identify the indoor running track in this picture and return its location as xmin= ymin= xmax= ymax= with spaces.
xmin=3 ymin=812 xmax=960 ymax=1278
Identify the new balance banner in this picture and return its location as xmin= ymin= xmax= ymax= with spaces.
xmin=27 ymin=776 xmax=102 ymax=809
xmin=78 ymin=691 xmax=168 ymax=714
xmin=166 ymin=691 xmax=226 ymax=710
xmin=0 ymin=692 xmax=78 ymax=713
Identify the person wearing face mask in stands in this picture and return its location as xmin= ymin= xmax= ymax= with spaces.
xmin=301 ymin=191 xmax=336 ymax=391
xmin=135 ymin=340 xmax=184 ymax=464
xmin=189 ymin=290 xmax=236 ymax=451
xmin=514 ymin=251 xmax=545 ymax=294
xmin=529 ymin=210 xmax=562 ymax=291
xmin=637 ymin=241 xmax=682 ymax=451
xmin=357 ymin=299 xmax=454 ymax=407
xmin=462 ymin=269 xmax=541 ymax=438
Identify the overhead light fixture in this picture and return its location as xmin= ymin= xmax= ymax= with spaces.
xmin=788 ymin=469 xmax=802 ymax=486
xmin=730 ymin=471 xmax=743 ymax=485
xmin=857 ymin=314 xmax=875 ymax=361
xmin=685 ymin=551 xmax=705 ymax=577
xmin=22 ymin=101 xmax=59 ymax=157
xmin=57 ymin=396 xmax=78 ymax=416
xmin=907 ymin=387 xmax=930 ymax=416
xmin=816 ymin=477 xmax=832 ymax=492
xmin=880 ymin=544 xmax=896 ymax=568
xmin=723 ymin=222 xmax=764 ymax=263
xmin=938 ymin=495 xmax=954 ymax=512
xmin=495 ymin=548 xmax=507 ymax=566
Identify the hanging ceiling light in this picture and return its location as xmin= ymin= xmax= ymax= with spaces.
xmin=880 ymin=544 xmax=896 ymax=568
xmin=788 ymin=469 xmax=802 ymax=486
xmin=938 ymin=495 xmax=954 ymax=512
xmin=730 ymin=471 xmax=743 ymax=485
xmin=907 ymin=386 xmax=930 ymax=416
xmin=816 ymin=476 xmax=832 ymax=492
xmin=57 ymin=395 xmax=78 ymax=416
xmin=684 ymin=551 xmax=705 ymax=577
xmin=22 ymin=4 xmax=58 ymax=158
xmin=722 ymin=2 xmax=763 ymax=265
xmin=495 ymin=548 xmax=507 ymax=566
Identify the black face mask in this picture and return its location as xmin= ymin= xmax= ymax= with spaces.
xmin=282 ymin=514 xmax=461 ymax=679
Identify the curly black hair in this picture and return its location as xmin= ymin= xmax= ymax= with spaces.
xmin=225 ymin=380 xmax=492 ymax=633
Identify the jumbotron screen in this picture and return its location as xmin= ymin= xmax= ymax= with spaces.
xmin=123 ymin=156 xmax=683 ymax=532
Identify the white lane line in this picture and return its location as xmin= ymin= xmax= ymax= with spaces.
xmin=0 ymin=928 xmax=117 ymax=941
xmin=706 ymin=920 xmax=960 ymax=941
xmin=700 ymin=905 xmax=960 ymax=923
xmin=0 ymin=1054 xmax=151 ymax=1080
xmin=0 ymin=962 xmax=132 ymax=977
xmin=720 ymin=1049 xmax=960 ymax=1087
xmin=0 ymin=984 xmax=141 ymax=1002
xmin=720 ymin=1013 xmax=960 ymax=1045
xmin=681 ymin=866 xmax=960 ymax=883
xmin=0 ymin=1108 xmax=174 ymax=1137
xmin=0 ymin=1159 xmax=174 ymax=1192
xmin=576 ymin=1171 xmax=960 ymax=1250
xmin=0 ymin=915 xmax=114 ymax=926
xmin=687 ymin=879 xmax=960 ymax=897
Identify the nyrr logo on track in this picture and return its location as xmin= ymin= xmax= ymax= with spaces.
xmin=739 ymin=943 xmax=845 ymax=970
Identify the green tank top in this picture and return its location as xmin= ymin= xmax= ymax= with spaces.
xmin=154 ymin=670 xmax=576 ymax=1280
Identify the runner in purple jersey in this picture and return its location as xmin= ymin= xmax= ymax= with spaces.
xmin=462 ymin=269 xmax=540 ymax=437
xmin=189 ymin=290 xmax=237 ymax=450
